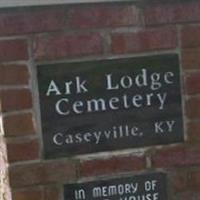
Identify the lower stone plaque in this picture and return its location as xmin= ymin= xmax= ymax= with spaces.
xmin=64 ymin=172 xmax=167 ymax=200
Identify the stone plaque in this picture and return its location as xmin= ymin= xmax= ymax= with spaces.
xmin=64 ymin=172 xmax=167 ymax=200
xmin=37 ymin=54 xmax=184 ymax=159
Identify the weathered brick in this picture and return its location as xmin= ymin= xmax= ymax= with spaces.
xmin=12 ymin=187 xmax=43 ymax=200
xmin=34 ymin=32 xmax=103 ymax=61
xmin=0 ymin=64 xmax=29 ymax=85
xmin=177 ymin=192 xmax=200 ymax=200
xmin=181 ymin=26 xmax=200 ymax=48
xmin=152 ymin=146 xmax=200 ymax=168
xmin=187 ymin=121 xmax=200 ymax=142
xmin=7 ymin=139 xmax=40 ymax=163
xmin=171 ymin=170 xmax=188 ymax=192
xmin=12 ymin=186 xmax=60 ymax=200
xmin=0 ymin=39 xmax=28 ymax=62
xmin=69 ymin=4 xmax=141 ymax=29
xmin=3 ymin=113 xmax=35 ymax=137
xmin=189 ymin=170 xmax=200 ymax=190
xmin=111 ymin=27 xmax=177 ymax=54
xmin=44 ymin=185 xmax=60 ymax=200
xmin=144 ymin=2 xmax=200 ymax=25
xmin=0 ymin=8 xmax=66 ymax=36
xmin=80 ymin=155 xmax=145 ymax=177
xmin=9 ymin=160 xmax=77 ymax=188
xmin=182 ymin=48 xmax=200 ymax=70
xmin=185 ymin=72 xmax=200 ymax=95
xmin=0 ymin=89 xmax=32 ymax=112
xmin=186 ymin=97 xmax=200 ymax=119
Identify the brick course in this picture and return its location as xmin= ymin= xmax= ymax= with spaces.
xmin=12 ymin=187 xmax=43 ymax=200
xmin=9 ymin=160 xmax=77 ymax=188
xmin=0 ymin=89 xmax=32 ymax=112
xmin=0 ymin=64 xmax=29 ymax=85
xmin=181 ymin=26 xmax=200 ymax=48
xmin=186 ymin=97 xmax=200 ymax=119
xmin=3 ymin=113 xmax=35 ymax=137
xmin=33 ymin=32 xmax=103 ymax=61
xmin=185 ymin=72 xmax=200 ymax=95
xmin=7 ymin=138 xmax=40 ymax=163
xmin=80 ymin=155 xmax=146 ymax=177
xmin=152 ymin=146 xmax=200 ymax=168
xmin=0 ymin=8 xmax=66 ymax=36
xmin=182 ymin=48 xmax=200 ymax=70
xmin=0 ymin=39 xmax=28 ymax=62
xmin=111 ymin=27 xmax=177 ymax=54
xmin=144 ymin=2 xmax=200 ymax=25
xmin=68 ymin=4 xmax=141 ymax=28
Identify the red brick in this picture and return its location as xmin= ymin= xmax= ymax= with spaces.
xmin=0 ymin=8 xmax=65 ymax=36
xmin=186 ymin=97 xmax=200 ymax=119
xmin=171 ymin=171 xmax=188 ymax=192
xmin=7 ymin=139 xmax=40 ymax=163
xmin=144 ymin=2 xmax=200 ymax=25
xmin=69 ymin=4 xmax=141 ymax=29
xmin=12 ymin=186 xmax=61 ymax=200
xmin=177 ymin=192 xmax=200 ymax=200
xmin=0 ymin=64 xmax=29 ymax=85
xmin=3 ymin=113 xmax=35 ymax=137
xmin=187 ymin=121 xmax=200 ymax=142
xmin=44 ymin=185 xmax=60 ymax=200
xmin=9 ymin=160 xmax=77 ymax=188
xmin=12 ymin=187 xmax=43 ymax=200
xmin=0 ymin=89 xmax=32 ymax=112
xmin=111 ymin=27 xmax=177 ymax=54
xmin=152 ymin=146 xmax=200 ymax=168
xmin=0 ymin=39 xmax=28 ymax=62
xmin=185 ymin=72 xmax=200 ymax=95
xmin=80 ymin=155 xmax=145 ymax=177
xmin=152 ymin=146 xmax=184 ymax=168
xmin=34 ymin=32 xmax=103 ymax=61
xmin=182 ymin=48 xmax=200 ymax=70
xmin=181 ymin=26 xmax=200 ymax=48
xmin=189 ymin=170 xmax=200 ymax=189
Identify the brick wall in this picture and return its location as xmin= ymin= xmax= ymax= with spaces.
xmin=0 ymin=1 xmax=200 ymax=199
